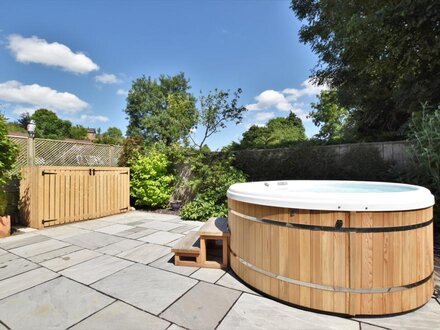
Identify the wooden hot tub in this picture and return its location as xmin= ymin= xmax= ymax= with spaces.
xmin=227 ymin=181 xmax=435 ymax=316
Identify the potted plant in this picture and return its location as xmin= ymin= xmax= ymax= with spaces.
xmin=0 ymin=114 xmax=18 ymax=238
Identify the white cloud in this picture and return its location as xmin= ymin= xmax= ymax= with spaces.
xmin=79 ymin=114 xmax=109 ymax=123
xmin=283 ymin=78 xmax=329 ymax=102
xmin=246 ymin=90 xmax=291 ymax=112
xmin=247 ymin=79 xmax=329 ymax=112
xmin=95 ymin=73 xmax=121 ymax=84
xmin=116 ymin=89 xmax=128 ymax=96
xmin=7 ymin=34 xmax=99 ymax=74
xmin=12 ymin=106 xmax=37 ymax=115
xmin=0 ymin=80 xmax=88 ymax=114
xmin=255 ymin=111 xmax=275 ymax=121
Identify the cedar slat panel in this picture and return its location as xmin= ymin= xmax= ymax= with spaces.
xmin=228 ymin=199 xmax=433 ymax=316
xmin=20 ymin=166 xmax=130 ymax=228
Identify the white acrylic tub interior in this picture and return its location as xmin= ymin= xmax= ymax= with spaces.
xmin=227 ymin=180 xmax=435 ymax=211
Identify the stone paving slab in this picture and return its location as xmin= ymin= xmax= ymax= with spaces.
xmin=354 ymin=299 xmax=440 ymax=330
xmin=161 ymin=281 xmax=241 ymax=330
xmin=96 ymin=224 xmax=134 ymax=235
xmin=92 ymin=264 xmax=197 ymax=315
xmin=41 ymin=249 xmax=102 ymax=272
xmin=28 ymin=245 xmax=82 ymax=263
xmin=138 ymin=221 xmax=182 ymax=231
xmin=70 ymin=220 xmax=114 ymax=230
xmin=70 ymin=301 xmax=170 ymax=330
xmin=60 ymin=255 xmax=133 ymax=285
xmin=61 ymin=231 xmax=123 ymax=250
xmin=216 ymin=271 xmax=259 ymax=295
xmin=0 ymin=257 xmax=39 ymax=280
xmin=0 ymin=234 xmax=50 ymax=250
xmin=170 ymin=224 xmax=200 ymax=234
xmin=167 ymin=324 xmax=185 ymax=330
xmin=96 ymin=239 xmax=144 ymax=255
xmin=217 ymin=293 xmax=359 ymax=330
xmin=360 ymin=323 xmax=388 ymax=330
xmin=39 ymin=225 xmax=89 ymax=239
xmin=149 ymin=253 xmax=199 ymax=276
xmin=190 ymin=268 xmax=226 ymax=283
xmin=0 ymin=251 xmax=19 ymax=264
xmin=117 ymin=243 xmax=170 ymax=264
xmin=0 ymin=277 xmax=114 ymax=330
xmin=9 ymin=239 xmax=71 ymax=258
xmin=0 ymin=267 xmax=59 ymax=300
xmin=139 ymin=231 xmax=183 ymax=245
xmin=124 ymin=228 xmax=158 ymax=239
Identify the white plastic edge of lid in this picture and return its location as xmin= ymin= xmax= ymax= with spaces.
xmin=226 ymin=180 xmax=435 ymax=212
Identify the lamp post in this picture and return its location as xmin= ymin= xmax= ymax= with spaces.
xmin=26 ymin=120 xmax=36 ymax=166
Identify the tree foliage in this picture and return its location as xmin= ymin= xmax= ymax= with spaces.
xmin=235 ymin=112 xmax=307 ymax=149
xmin=96 ymin=127 xmax=124 ymax=145
xmin=291 ymin=0 xmax=440 ymax=139
xmin=31 ymin=109 xmax=72 ymax=140
xmin=0 ymin=115 xmax=18 ymax=215
xmin=193 ymin=89 xmax=247 ymax=149
xmin=125 ymin=73 xmax=198 ymax=145
xmin=308 ymin=90 xmax=350 ymax=142
xmin=69 ymin=125 xmax=88 ymax=140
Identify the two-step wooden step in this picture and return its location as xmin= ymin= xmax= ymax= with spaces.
xmin=172 ymin=217 xmax=229 ymax=269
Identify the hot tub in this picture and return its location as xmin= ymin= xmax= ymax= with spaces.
xmin=227 ymin=180 xmax=435 ymax=316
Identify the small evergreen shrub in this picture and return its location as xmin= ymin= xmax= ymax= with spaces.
xmin=180 ymin=152 xmax=247 ymax=221
xmin=0 ymin=115 xmax=18 ymax=215
xmin=129 ymin=149 xmax=175 ymax=208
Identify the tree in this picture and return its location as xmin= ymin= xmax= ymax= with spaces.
xmin=236 ymin=112 xmax=307 ymax=149
xmin=97 ymin=127 xmax=124 ymax=145
xmin=69 ymin=125 xmax=88 ymax=140
xmin=17 ymin=113 xmax=31 ymax=130
xmin=290 ymin=0 xmax=440 ymax=139
xmin=0 ymin=115 xmax=18 ymax=186
xmin=308 ymin=90 xmax=349 ymax=142
xmin=192 ymin=88 xmax=247 ymax=149
xmin=6 ymin=122 xmax=27 ymax=134
xmin=31 ymin=109 xmax=72 ymax=140
xmin=125 ymin=73 xmax=198 ymax=145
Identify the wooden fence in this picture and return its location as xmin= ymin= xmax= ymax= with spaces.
xmin=20 ymin=166 xmax=130 ymax=229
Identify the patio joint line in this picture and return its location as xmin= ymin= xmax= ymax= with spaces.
xmin=0 ymin=319 xmax=11 ymax=330
xmin=65 ymin=296 xmax=115 ymax=329
xmin=214 ymin=291 xmax=243 ymax=329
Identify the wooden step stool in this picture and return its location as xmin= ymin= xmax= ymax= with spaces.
xmin=172 ymin=217 xmax=229 ymax=269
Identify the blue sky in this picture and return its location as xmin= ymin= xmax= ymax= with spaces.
xmin=0 ymin=0 xmax=324 ymax=149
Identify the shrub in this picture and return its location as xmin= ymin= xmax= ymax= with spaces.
xmin=0 ymin=115 xmax=18 ymax=215
xmin=180 ymin=152 xmax=247 ymax=221
xmin=405 ymin=106 xmax=440 ymax=225
xmin=129 ymin=149 xmax=175 ymax=208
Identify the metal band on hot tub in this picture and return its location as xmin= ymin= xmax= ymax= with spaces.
xmin=229 ymin=209 xmax=433 ymax=233
xmin=229 ymin=249 xmax=433 ymax=294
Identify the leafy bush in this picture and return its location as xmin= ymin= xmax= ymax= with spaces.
xmin=405 ymin=106 xmax=440 ymax=225
xmin=0 ymin=115 xmax=18 ymax=215
xmin=180 ymin=152 xmax=247 ymax=221
xmin=129 ymin=149 xmax=175 ymax=208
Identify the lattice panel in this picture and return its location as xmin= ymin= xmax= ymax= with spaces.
xmin=7 ymin=135 xmax=123 ymax=169
xmin=8 ymin=136 xmax=28 ymax=174
xmin=34 ymin=139 xmax=122 ymax=166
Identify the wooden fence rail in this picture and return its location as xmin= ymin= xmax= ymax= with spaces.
xmin=20 ymin=166 xmax=130 ymax=229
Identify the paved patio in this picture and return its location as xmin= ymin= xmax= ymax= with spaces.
xmin=0 ymin=211 xmax=439 ymax=330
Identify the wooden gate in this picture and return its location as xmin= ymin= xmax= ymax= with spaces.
xmin=20 ymin=166 xmax=130 ymax=229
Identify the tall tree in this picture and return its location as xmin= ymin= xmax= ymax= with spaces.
xmin=291 ymin=0 xmax=440 ymax=139
xmin=193 ymin=88 xmax=247 ymax=149
xmin=97 ymin=127 xmax=124 ymax=145
xmin=69 ymin=125 xmax=88 ymax=140
xmin=236 ymin=112 xmax=307 ymax=149
xmin=308 ymin=90 xmax=349 ymax=142
xmin=124 ymin=73 xmax=198 ymax=145
xmin=31 ymin=109 xmax=72 ymax=140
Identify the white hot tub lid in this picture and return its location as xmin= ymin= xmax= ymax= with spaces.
xmin=227 ymin=180 xmax=435 ymax=211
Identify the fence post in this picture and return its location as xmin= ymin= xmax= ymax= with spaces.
xmin=109 ymin=145 xmax=114 ymax=166
xmin=27 ymin=137 xmax=35 ymax=166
